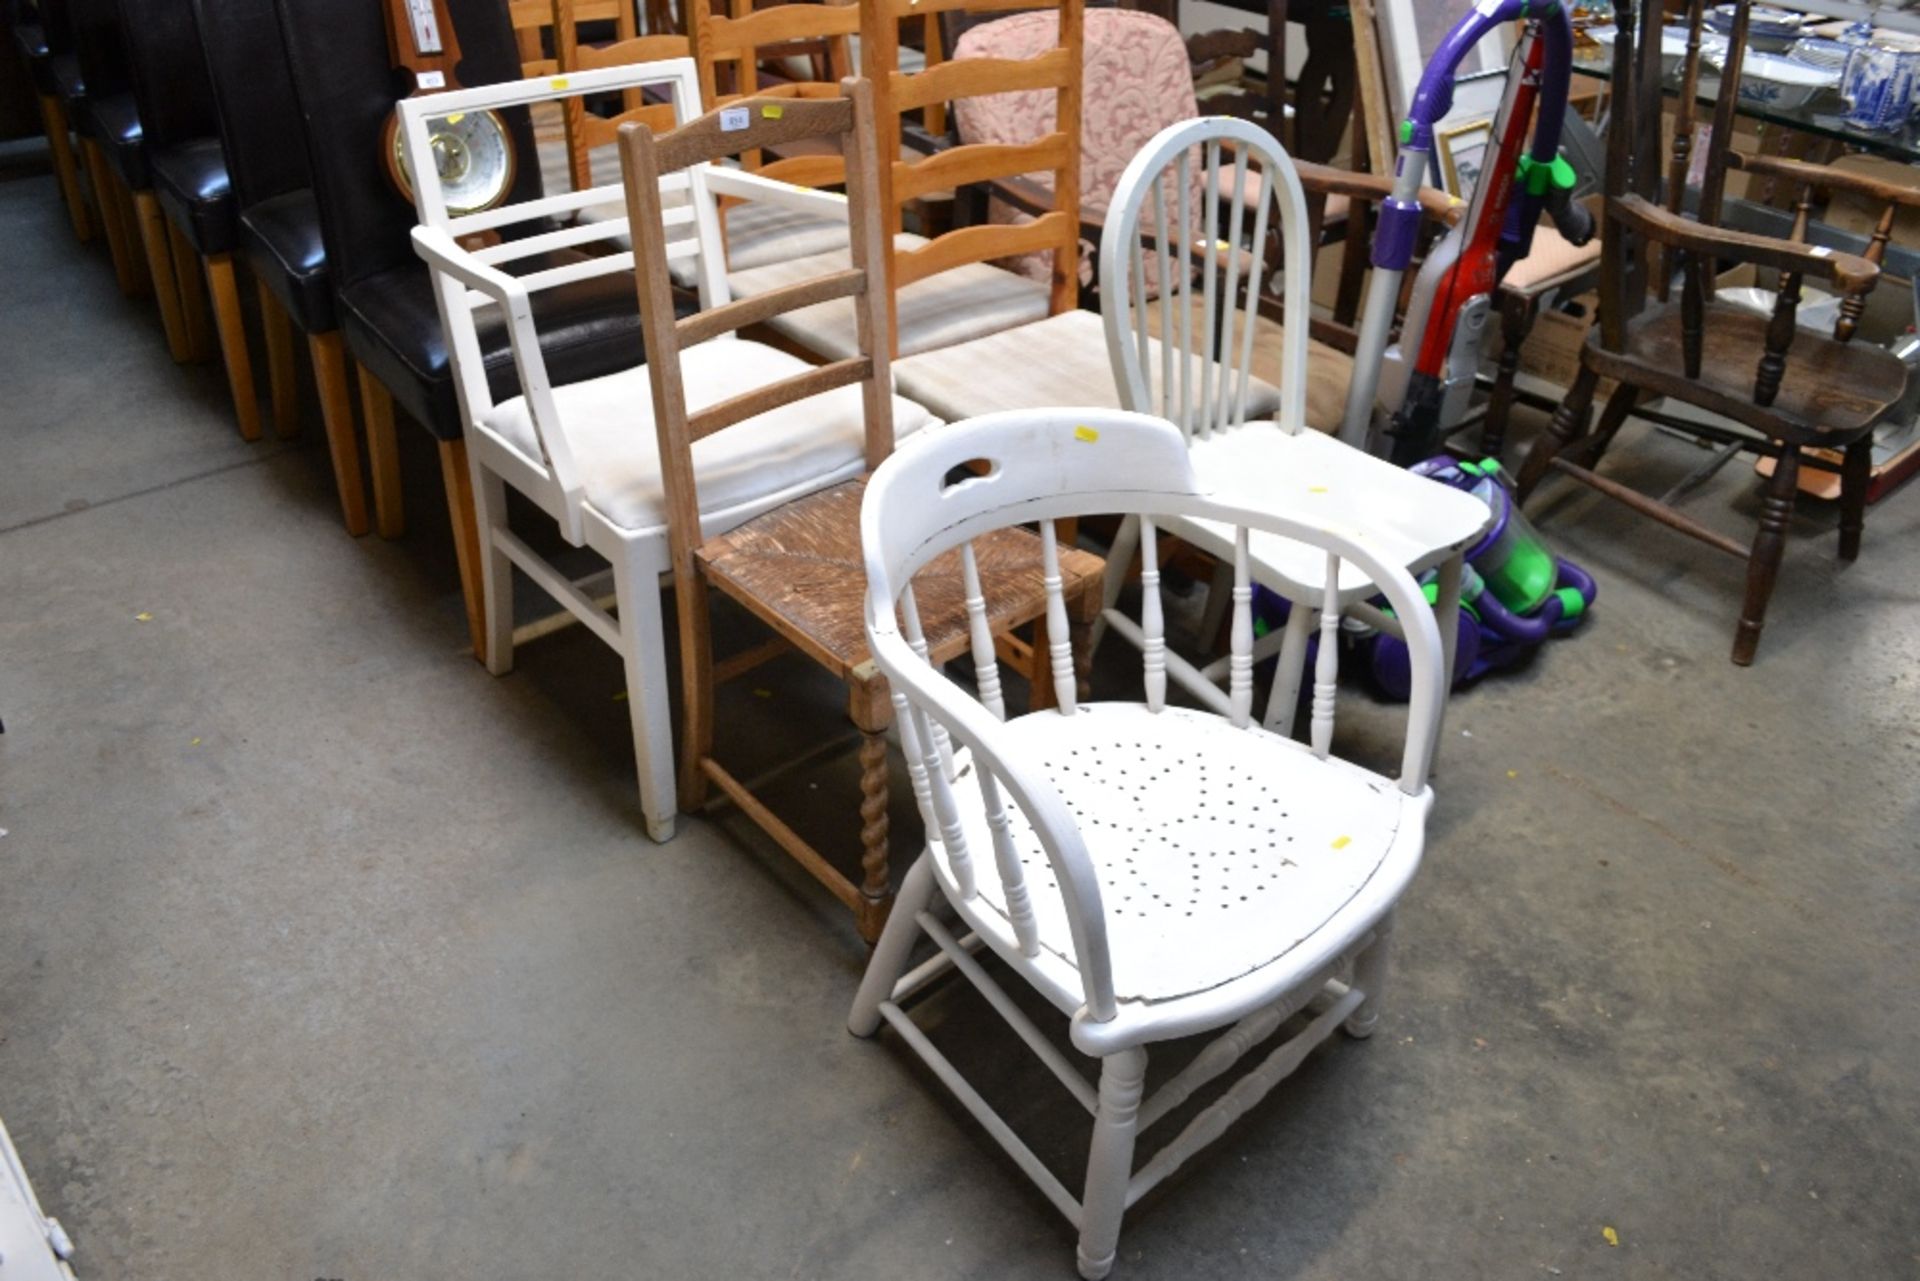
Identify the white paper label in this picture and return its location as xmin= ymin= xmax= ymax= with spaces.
xmin=416 ymin=70 xmax=446 ymax=90
xmin=720 ymin=106 xmax=750 ymax=132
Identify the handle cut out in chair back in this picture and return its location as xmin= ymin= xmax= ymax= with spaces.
xmin=1100 ymin=115 xmax=1313 ymax=442
xmin=860 ymin=408 xmax=1445 ymax=1022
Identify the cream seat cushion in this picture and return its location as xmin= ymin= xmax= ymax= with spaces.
xmin=666 ymin=200 xmax=853 ymax=288
xmin=480 ymin=338 xmax=938 ymax=532
xmin=728 ymin=237 xmax=1052 ymax=361
xmin=890 ymin=308 xmax=1284 ymax=425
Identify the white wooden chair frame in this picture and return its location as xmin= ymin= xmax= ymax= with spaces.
xmin=850 ymin=408 xmax=1445 ymax=1280
xmin=400 ymin=60 xmax=854 ymax=841
xmin=1098 ymin=115 xmax=1488 ymax=737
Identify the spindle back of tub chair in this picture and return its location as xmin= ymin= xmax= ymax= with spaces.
xmin=860 ymin=408 xmax=1445 ymax=1017
xmin=400 ymin=57 xmax=711 ymax=543
xmin=1100 ymin=115 xmax=1313 ymax=443
xmin=551 ymin=0 xmax=691 ymax=192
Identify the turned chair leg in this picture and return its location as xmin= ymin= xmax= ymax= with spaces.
xmin=1078 ymin=1046 xmax=1149 ymax=1281
xmin=37 ymin=95 xmax=93 ymax=242
xmin=1515 ymin=365 xmax=1598 ymax=501
xmin=1838 ymin=437 xmax=1871 ymax=562
xmin=131 ymin=192 xmax=191 ymax=361
xmin=308 ymin=333 xmax=369 ymax=535
xmin=1482 ymin=292 xmax=1532 ymax=462
xmin=1579 ymin=381 xmax=1640 ymax=471
xmin=674 ymin=574 xmax=717 ymax=812
xmin=850 ymin=677 xmax=894 ymax=944
xmin=437 ymin=437 xmax=486 ymax=660
xmin=257 ymin=279 xmax=301 ymax=438
xmin=204 ymin=252 xmax=262 ymax=440
xmin=1733 ymin=445 xmax=1800 ymax=666
xmin=1344 ymin=910 xmax=1395 ymax=1039
xmin=356 ymin=365 xmax=405 ymax=537
xmin=169 ymin=223 xmax=216 ymax=362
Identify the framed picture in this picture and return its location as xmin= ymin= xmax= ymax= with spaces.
xmin=1435 ymin=117 xmax=1494 ymax=199
xmin=1370 ymin=0 xmax=1516 ymax=130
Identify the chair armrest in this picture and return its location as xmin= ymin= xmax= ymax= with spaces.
xmin=702 ymin=166 xmax=851 ymax=222
xmin=411 ymin=225 xmax=531 ymax=312
xmin=1294 ymin=159 xmax=1464 ymax=226
xmin=1729 ymin=151 xmax=1920 ymax=211
xmin=1610 ymin=193 xmax=1881 ymax=296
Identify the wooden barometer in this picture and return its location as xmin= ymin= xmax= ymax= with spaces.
xmin=381 ymin=0 xmax=518 ymax=215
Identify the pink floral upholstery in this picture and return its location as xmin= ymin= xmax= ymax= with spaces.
xmin=954 ymin=9 xmax=1197 ymax=287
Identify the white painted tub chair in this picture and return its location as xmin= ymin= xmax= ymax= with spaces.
xmin=849 ymin=408 xmax=1446 ymax=1280
xmin=401 ymin=60 xmax=937 ymax=841
xmin=1098 ymin=115 xmax=1490 ymax=734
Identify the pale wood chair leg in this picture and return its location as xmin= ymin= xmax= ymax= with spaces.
xmin=169 ymin=223 xmax=216 ymax=362
xmin=114 ymin=178 xmax=150 ymax=295
xmin=203 ymin=253 xmax=262 ymax=441
xmin=81 ymin=141 xmax=141 ymax=297
xmin=308 ymin=333 xmax=370 ymax=536
xmin=437 ymin=437 xmax=487 ymax=660
xmin=356 ymin=366 xmax=405 ymax=538
xmin=1077 ymin=1046 xmax=1149 ymax=1281
xmin=612 ymin=547 xmax=681 ymax=843
xmin=131 ymin=191 xmax=192 ymax=361
xmin=1732 ymin=446 xmax=1798 ymax=667
xmin=256 ymin=279 xmax=300 ymax=437
xmin=37 ymin=95 xmax=93 ymax=242
xmin=674 ymin=572 xmax=717 ymax=812
xmin=1344 ymin=910 xmax=1394 ymax=1038
xmin=850 ymin=675 xmax=894 ymax=943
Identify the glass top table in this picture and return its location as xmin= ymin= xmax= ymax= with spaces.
xmin=1572 ymin=49 xmax=1920 ymax=163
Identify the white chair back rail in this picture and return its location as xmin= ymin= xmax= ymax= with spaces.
xmin=860 ymin=409 xmax=1444 ymax=1027
xmin=1100 ymin=115 xmax=1313 ymax=440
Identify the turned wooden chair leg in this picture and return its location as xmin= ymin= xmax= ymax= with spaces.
xmin=257 ymin=279 xmax=301 ymax=437
xmin=1733 ymin=445 xmax=1799 ymax=667
xmin=356 ymin=365 xmax=405 ymax=537
xmin=1578 ymin=380 xmax=1639 ymax=471
xmin=82 ymin=141 xmax=141 ymax=297
xmin=203 ymin=252 xmax=262 ymax=440
xmin=37 ymin=95 xmax=93 ymax=242
xmin=1077 ymin=1046 xmax=1149 ymax=1281
xmin=1838 ymin=437 xmax=1871 ymax=562
xmin=675 ymin=574 xmax=717 ymax=812
xmin=131 ymin=192 xmax=192 ymax=361
xmin=308 ymin=333 xmax=370 ymax=536
xmin=169 ymin=223 xmax=216 ymax=362
xmin=850 ymin=675 xmax=894 ymax=944
xmin=437 ymin=437 xmax=487 ymax=660
xmin=1482 ymin=292 xmax=1531 ymax=462
xmin=1516 ymin=364 xmax=1598 ymax=501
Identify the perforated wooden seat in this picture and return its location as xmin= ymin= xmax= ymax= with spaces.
xmin=936 ymin=704 xmax=1412 ymax=1006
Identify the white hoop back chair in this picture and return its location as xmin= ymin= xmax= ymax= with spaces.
xmin=849 ymin=408 xmax=1446 ymax=1280
xmin=402 ymin=59 xmax=931 ymax=842
xmin=1098 ymin=116 xmax=1490 ymax=736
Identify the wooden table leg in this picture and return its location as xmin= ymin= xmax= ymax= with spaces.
xmin=309 ymin=333 xmax=370 ymax=536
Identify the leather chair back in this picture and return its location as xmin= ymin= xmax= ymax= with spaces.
xmin=273 ymin=0 xmax=544 ymax=290
xmin=65 ymin=0 xmax=128 ymax=99
xmin=115 ymin=0 xmax=216 ymax=150
xmin=192 ymin=0 xmax=307 ymax=209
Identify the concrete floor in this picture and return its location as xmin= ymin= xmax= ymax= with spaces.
xmin=2 ymin=156 xmax=1918 ymax=1281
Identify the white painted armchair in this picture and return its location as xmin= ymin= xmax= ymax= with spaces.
xmin=849 ymin=407 xmax=1446 ymax=1279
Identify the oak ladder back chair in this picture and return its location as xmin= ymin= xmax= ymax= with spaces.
xmin=620 ymin=81 xmax=1101 ymax=941
xmin=405 ymin=57 xmax=887 ymax=842
xmin=684 ymin=0 xmax=861 ymax=271
xmin=1512 ymin=0 xmax=1908 ymax=666
xmin=549 ymin=0 xmax=688 ymax=194
xmin=850 ymin=408 xmax=1445 ymax=1280
xmin=1097 ymin=115 xmax=1488 ymax=735
xmin=512 ymin=0 xmax=635 ymax=76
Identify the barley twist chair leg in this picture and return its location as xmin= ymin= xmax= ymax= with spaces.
xmin=850 ymin=677 xmax=894 ymax=944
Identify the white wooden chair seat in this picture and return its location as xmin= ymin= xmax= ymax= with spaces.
xmin=891 ymin=308 xmax=1284 ymax=424
xmin=727 ymin=238 xmax=1052 ymax=360
xmin=1180 ymin=425 xmax=1489 ymax=599
xmin=480 ymin=337 xmax=939 ymax=532
xmin=933 ymin=703 xmax=1419 ymax=1010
